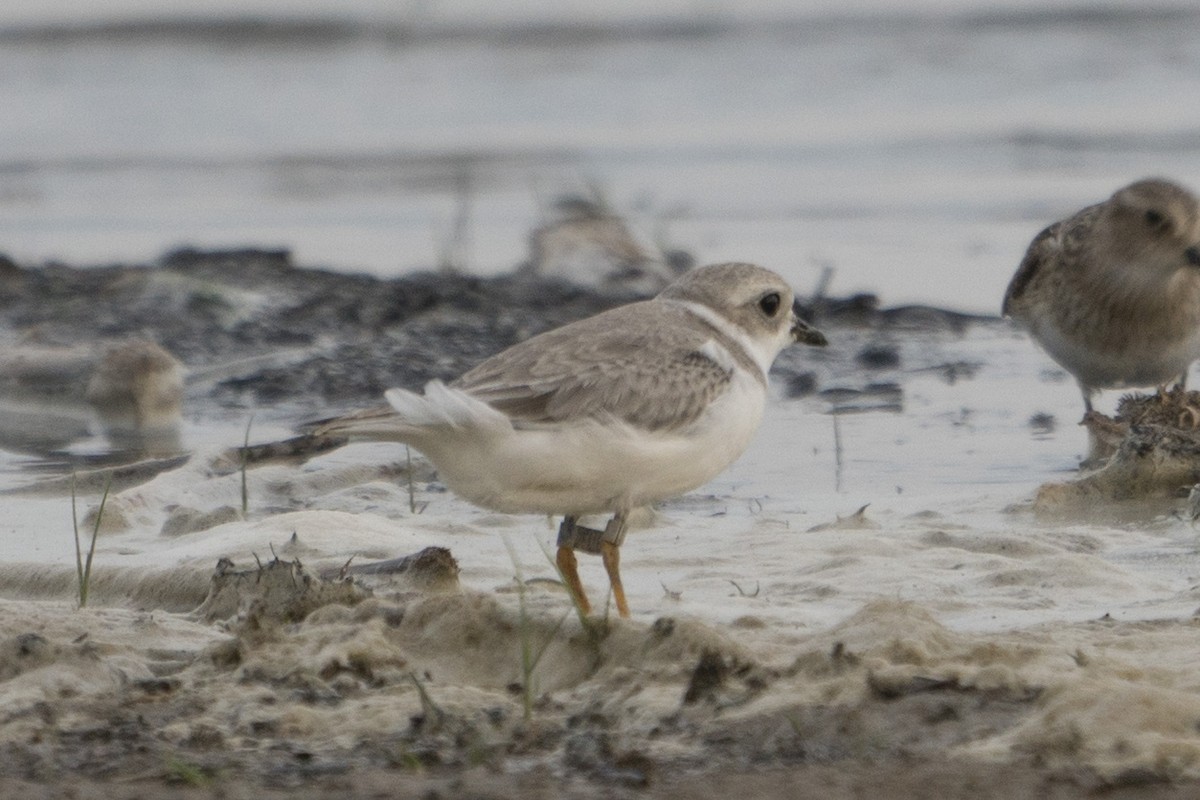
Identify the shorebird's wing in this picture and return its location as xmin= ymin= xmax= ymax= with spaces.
xmin=1002 ymin=221 xmax=1062 ymax=316
xmin=453 ymin=302 xmax=736 ymax=431
xmin=1003 ymin=202 xmax=1101 ymax=316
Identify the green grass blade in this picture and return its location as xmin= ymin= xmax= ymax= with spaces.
xmin=79 ymin=471 xmax=112 ymax=608
xmin=500 ymin=534 xmax=536 ymax=720
xmin=71 ymin=471 xmax=83 ymax=602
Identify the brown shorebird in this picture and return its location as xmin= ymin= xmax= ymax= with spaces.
xmin=1004 ymin=178 xmax=1200 ymax=415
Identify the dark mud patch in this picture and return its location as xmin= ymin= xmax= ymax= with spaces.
xmin=0 ymin=248 xmax=997 ymax=439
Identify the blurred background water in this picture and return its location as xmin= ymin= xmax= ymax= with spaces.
xmin=3 ymin=0 xmax=1200 ymax=312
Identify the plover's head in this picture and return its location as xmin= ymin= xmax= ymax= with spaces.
xmin=1103 ymin=178 xmax=1200 ymax=276
xmin=658 ymin=262 xmax=827 ymax=368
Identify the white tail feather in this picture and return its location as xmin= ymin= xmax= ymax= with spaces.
xmin=385 ymin=381 xmax=509 ymax=433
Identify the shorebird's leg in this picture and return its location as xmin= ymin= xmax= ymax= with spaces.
xmin=555 ymin=517 xmax=591 ymax=614
xmin=599 ymin=513 xmax=631 ymax=619
xmin=1078 ymin=385 xmax=1110 ymax=468
xmin=1080 ymin=385 xmax=1095 ymax=416
xmin=556 ymin=515 xmax=595 ymax=618
xmin=557 ymin=513 xmax=632 ymax=618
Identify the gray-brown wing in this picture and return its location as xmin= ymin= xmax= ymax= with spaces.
xmin=1002 ymin=221 xmax=1060 ymax=317
xmin=452 ymin=302 xmax=734 ymax=431
xmin=1002 ymin=202 xmax=1101 ymax=317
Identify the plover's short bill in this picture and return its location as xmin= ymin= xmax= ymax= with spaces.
xmin=316 ymin=262 xmax=827 ymax=617
xmin=1003 ymin=178 xmax=1200 ymax=415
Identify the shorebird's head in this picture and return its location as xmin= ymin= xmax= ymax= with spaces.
xmin=84 ymin=340 xmax=184 ymax=454
xmin=1105 ymin=178 xmax=1200 ymax=277
xmin=658 ymin=262 xmax=827 ymax=369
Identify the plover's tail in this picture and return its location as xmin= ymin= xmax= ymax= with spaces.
xmin=305 ymin=403 xmax=410 ymax=440
xmin=308 ymin=381 xmax=509 ymax=442
xmin=385 ymin=380 xmax=508 ymax=430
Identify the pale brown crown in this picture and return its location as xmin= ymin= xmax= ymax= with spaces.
xmin=658 ymin=262 xmax=797 ymax=344
xmin=1100 ymin=178 xmax=1200 ymax=271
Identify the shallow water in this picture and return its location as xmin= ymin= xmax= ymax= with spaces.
xmin=6 ymin=317 xmax=1195 ymax=635
xmin=3 ymin=1 xmax=1200 ymax=310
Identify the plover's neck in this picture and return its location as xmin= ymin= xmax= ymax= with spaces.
xmin=665 ymin=299 xmax=773 ymax=382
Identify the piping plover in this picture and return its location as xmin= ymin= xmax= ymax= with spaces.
xmin=1003 ymin=178 xmax=1200 ymax=414
xmin=315 ymin=262 xmax=827 ymax=617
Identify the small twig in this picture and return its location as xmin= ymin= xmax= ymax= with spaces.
xmin=240 ymin=414 xmax=254 ymax=516
xmin=409 ymin=672 xmax=445 ymax=728
xmin=437 ymin=166 xmax=473 ymax=274
xmin=406 ymin=446 xmax=417 ymax=514
xmin=660 ymin=582 xmax=682 ymax=601
xmin=728 ymin=579 xmax=760 ymax=598
xmin=813 ymin=263 xmax=834 ymax=300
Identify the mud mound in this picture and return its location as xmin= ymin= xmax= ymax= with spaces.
xmin=1035 ymin=389 xmax=1200 ymax=513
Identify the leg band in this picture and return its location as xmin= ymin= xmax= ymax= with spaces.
xmin=557 ymin=515 xmax=628 ymax=554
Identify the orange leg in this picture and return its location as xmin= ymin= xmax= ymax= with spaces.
xmin=601 ymin=540 xmax=630 ymax=619
xmin=555 ymin=545 xmax=591 ymax=615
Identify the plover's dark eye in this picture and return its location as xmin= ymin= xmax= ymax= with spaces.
xmin=758 ymin=292 xmax=782 ymax=317
xmin=1145 ymin=209 xmax=1166 ymax=228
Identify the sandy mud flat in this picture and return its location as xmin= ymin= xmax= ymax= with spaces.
xmin=4 ymin=251 xmax=1200 ymax=798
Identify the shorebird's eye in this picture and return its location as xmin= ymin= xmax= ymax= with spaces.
xmin=758 ymin=292 xmax=782 ymax=317
xmin=1145 ymin=209 xmax=1166 ymax=228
